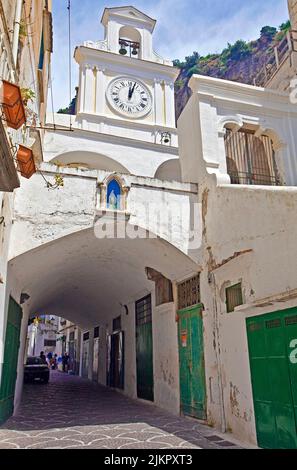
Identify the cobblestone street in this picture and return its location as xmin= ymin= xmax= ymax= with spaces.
xmin=0 ymin=372 xmax=243 ymax=449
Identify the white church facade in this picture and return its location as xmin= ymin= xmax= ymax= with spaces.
xmin=2 ymin=3 xmax=297 ymax=449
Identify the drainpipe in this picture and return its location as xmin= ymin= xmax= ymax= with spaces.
xmin=12 ymin=0 xmax=23 ymax=66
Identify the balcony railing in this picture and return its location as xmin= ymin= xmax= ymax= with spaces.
xmin=254 ymin=30 xmax=297 ymax=87
xmin=224 ymin=128 xmax=282 ymax=186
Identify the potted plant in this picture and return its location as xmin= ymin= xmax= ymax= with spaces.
xmin=20 ymin=88 xmax=36 ymax=106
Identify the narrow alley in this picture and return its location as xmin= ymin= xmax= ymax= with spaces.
xmin=0 ymin=372 xmax=242 ymax=450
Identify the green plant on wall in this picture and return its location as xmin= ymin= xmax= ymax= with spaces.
xmin=19 ymin=19 xmax=27 ymax=39
xmin=20 ymin=88 xmax=36 ymax=106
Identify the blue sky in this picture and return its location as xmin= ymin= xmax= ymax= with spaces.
xmin=51 ymin=0 xmax=289 ymax=111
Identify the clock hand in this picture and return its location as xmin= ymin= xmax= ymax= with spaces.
xmin=129 ymin=82 xmax=137 ymax=100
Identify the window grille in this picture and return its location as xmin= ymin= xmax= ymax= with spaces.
xmin=285 ymin=316 xmax=297 ymax=326
xmin=178 ymin=275 xmax=200 ymax=310
xmin=136 ymin=295 xmax=152 ymax=326
xmin=224 ymin=128 xmax=281 ymax=186
xmin=248 ymin=322 xmax=262 ymax=332
xmin=266 ymin=319 xmax=281 ymax=329
xmin=226 ymin=283 xmax=243 ymax=313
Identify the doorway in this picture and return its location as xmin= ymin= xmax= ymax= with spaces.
xmin=247 ymin=308 xmax=297 ymax=449
xmin=107 ymin=331 xmax=125 ymax=389
xmin=0 ymin=297 xmax=23 ymax=424
xmin=93 ymin=327 xmax=99 ymax=382
xmin=135 ymin=295 xmax=154 ymax=402
xmin=82 ymin=332 xmax=89 ymax=379
xmin=177 ymin=304 xmax=207 ymax=420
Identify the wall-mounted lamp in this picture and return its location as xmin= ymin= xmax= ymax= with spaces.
xmin=160 ymin=131 xmax=172 ymax=145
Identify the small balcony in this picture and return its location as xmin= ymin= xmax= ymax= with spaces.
xmin=224 ymin=128 xmax=282 ymax=186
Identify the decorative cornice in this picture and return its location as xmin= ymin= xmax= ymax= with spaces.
xmin=75 ymin=46 xmax=179 ymax=80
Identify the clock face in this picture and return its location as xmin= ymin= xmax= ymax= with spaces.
xmin=107 ymin=77 xmax=152 ymax=118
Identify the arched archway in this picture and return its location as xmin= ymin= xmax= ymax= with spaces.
xmin=10 ymin=224 xmax=198 ymax=415
xmin=154 ymin=159 xmax=182 ymax=182
xmin=50 ymin=151 xmax=130 ymax=174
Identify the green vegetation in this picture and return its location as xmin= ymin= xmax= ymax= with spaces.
xmin=174 ymin=21 xmax=291 ymax=82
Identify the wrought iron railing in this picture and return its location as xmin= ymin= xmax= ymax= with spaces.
xmin=254 ymin=30 xmax=297 ymax=87
xmin=224 ymin=128 xmax=282 ymax=186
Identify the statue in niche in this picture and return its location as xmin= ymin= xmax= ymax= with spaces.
xmin=108 ymin=190 xmax=118 ymax=210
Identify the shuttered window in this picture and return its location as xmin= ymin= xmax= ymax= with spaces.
xmin=226 ymin=283 xmax=243 ymax=313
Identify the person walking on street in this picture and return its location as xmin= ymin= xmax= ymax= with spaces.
xmin=62 ymin=352 xmax=70 ymax=373
xmin=40 ymin=351 xmax=47 ymax=365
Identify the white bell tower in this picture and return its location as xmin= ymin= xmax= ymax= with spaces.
xmin=101 ymin=6 xmax=156 ymax=61
xmin=74 ymin=6 xmax=179 ymax=142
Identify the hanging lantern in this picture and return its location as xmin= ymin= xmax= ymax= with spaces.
xmin=16 ymin=145 xmax=36 ymax=179
xmin=119 ymin=41 xmax=128 ymax=55
xmin=0 ymin=80 xmax=26 ymax=130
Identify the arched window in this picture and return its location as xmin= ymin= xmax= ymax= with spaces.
xmin=119 ymin=26 xmax=141 ymax=58
xmin=107 ymin=179 xmax=122 ymax=210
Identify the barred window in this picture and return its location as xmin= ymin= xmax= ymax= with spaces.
xmin=178 ymin=275 xmax=200 ymax=310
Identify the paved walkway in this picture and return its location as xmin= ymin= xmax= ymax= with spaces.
xmin=0 ymin=372 xmax=242 ymax=449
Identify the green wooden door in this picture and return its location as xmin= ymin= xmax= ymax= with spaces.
xmin=0 ymin=297 xmax=22 ymax=424
xmin=178 ymin=305 xmax=206 ymax=420
xmin=247 ymin=308 xmax=297 ymax=449
xmin=135 ymin=295 xmax=154 ymax=402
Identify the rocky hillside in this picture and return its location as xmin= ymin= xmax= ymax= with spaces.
xmin=174 ymin=21 xmax=290 ymax=119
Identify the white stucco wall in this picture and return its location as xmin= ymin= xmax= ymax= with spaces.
xmin=178 ymin=74 xmax=297 ymax=446
xmin=178 ymin=75 xmax=297 ymax=187
xmin=153 ymin=302 xmax=180 ymax=415
xmin=202 ymin=183 xmax=297 ymax=445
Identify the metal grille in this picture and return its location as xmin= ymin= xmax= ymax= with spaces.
xmin=248 ymin=323 xmax=262 ymax=332
xmin=285 ymin=316 xmax=297 ymax=326
xmin=136 ymin=295 xmax=152 ymax=326
xmin=224 ymin=129 xmax=281 ymax=186
xmin=226 ymin=283 xmax=243 ymax=313
xmin=113 ymin=316 xmax=121 ymax=332
xmin=178 ymin=275 xmax=200 ymax=310
xmin=266 ymin=319 xmax=281 ymax=329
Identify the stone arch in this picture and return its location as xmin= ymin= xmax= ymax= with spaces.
xmin=218 ymin=115 xmax=244 ymax=135
xmin=50 ymin=151 xmax=130 ymax=174
xmin=8 ymin=225 xmax=198 ymax=326
xmin=154 ymin=159 xmax=182 ymax=182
